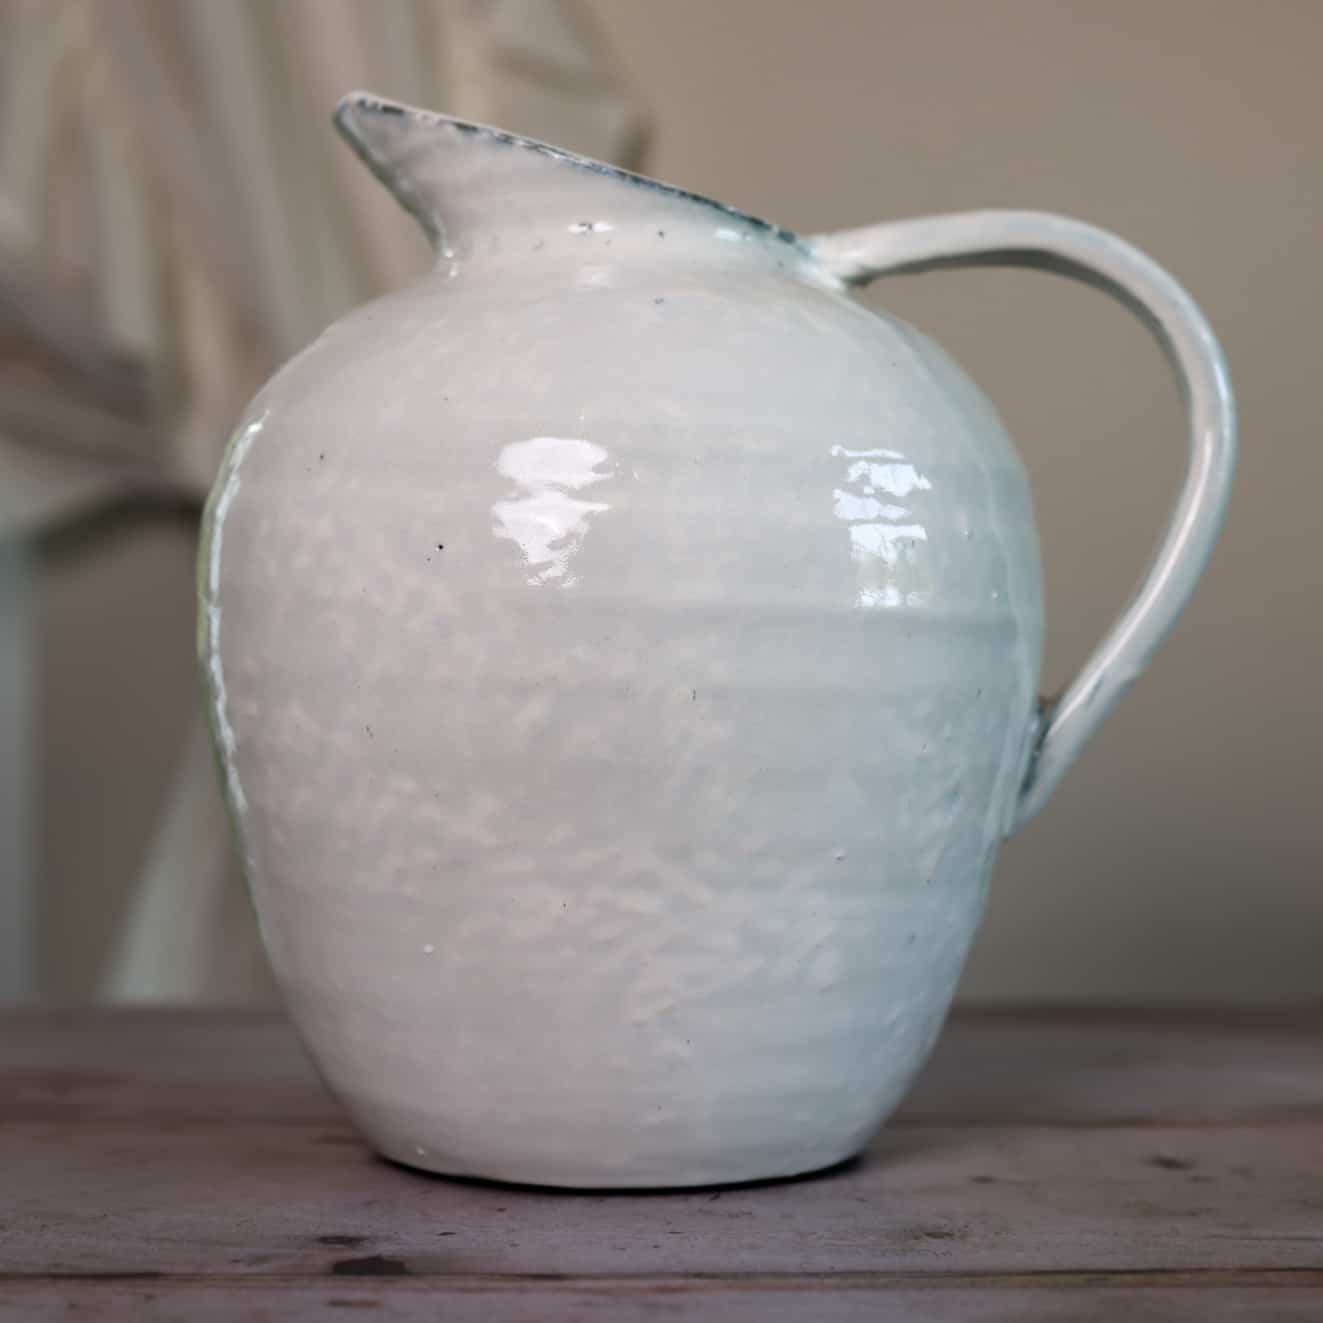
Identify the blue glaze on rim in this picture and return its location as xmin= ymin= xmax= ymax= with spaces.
xmin=336 ymin=93 xmax=807 ymax=256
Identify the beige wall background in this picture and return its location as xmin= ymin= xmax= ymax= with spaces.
xmin=39 ymin=0 xmax=1322 ymax=1003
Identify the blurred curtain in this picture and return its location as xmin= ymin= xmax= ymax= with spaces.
xmin=0 ymin=0 xmax=646 ymax=1001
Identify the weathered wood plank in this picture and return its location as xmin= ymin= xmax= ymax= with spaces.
xmin=0 ymin=1010 xmax=338 ymax=1125
xmin=2 ymin=1278 xmax=1322 ymax=1322
xmin=2 ymin=1008 xmax=1320 ymax=1127
xmin=3 ymin=1118 xmax=1320 ymax=1278
xmin=4 ymin=1008 xmax=1319 ymax=1312
xmin=903 ymin=1010 xmax=1323 ymax=1126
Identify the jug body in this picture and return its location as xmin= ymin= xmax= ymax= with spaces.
xmin=202 ymin=213 xmax=1040 ymax=1187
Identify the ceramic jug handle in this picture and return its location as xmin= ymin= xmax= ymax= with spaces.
xmin=809 ymin=211 xmax=1235 ymax=833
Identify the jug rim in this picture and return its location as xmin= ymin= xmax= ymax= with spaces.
xmin=336 ymin=93 xmax=805 ymax=253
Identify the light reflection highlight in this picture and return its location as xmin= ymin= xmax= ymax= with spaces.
xmin=830 ymin=443 xmax=932 ymax=609
xmin=492 ymin=436 xmax=613 ymax=586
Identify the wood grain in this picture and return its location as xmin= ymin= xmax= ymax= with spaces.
xmin=2 ymin=1009 xmax=1320 ymax=1319
xmin=3 ymin=1278 xmax=1323 ymax=1322
xmin=5 ymin=1117 xmax=1322 ymax=1277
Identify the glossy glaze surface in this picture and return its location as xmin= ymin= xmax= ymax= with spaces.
xmin=198 ymin=95 xmax=1232 ymax=1187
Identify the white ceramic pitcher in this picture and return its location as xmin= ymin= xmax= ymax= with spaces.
xmin=199 ymin=93 xmax=1235 ymax=1188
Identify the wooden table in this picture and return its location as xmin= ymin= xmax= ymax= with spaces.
xmin=2 ymin=1009 xmax=1320 ymax=1319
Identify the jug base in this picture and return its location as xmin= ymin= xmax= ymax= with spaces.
xmin=370 ymin=1134 xmax=868 ymax=1192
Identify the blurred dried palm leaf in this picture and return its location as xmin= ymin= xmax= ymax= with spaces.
xmin=0 ymin=0 xmax=647 ymax=1002
xmin=0 ymin=0 xmax=647 ymax=533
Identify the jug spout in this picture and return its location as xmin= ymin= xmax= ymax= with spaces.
xmin=335 ymin=91 xmax=809 ymax=272
xmin=335 ymin=93 xmax=451 ymax=249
